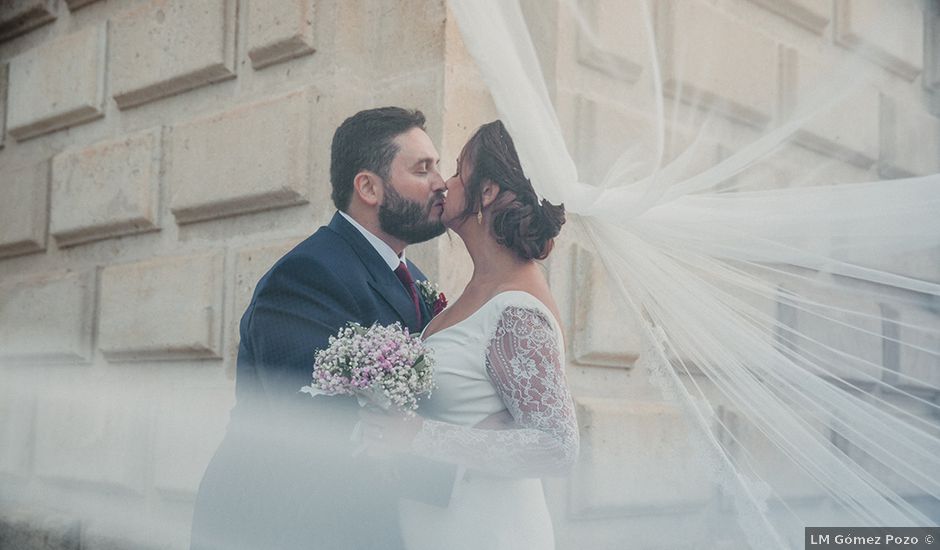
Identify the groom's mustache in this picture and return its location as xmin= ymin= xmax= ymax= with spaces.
xmin=429 ymin=192 xmax=446 ymax=210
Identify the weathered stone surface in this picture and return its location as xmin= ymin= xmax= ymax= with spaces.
xmin=7 ymin=25 xmax=106 ymax=140
xmin=110 ymin=0 xmax=236 ymax=108
xmin=927 ymin=10 xmax=940 ymax=93
xmin=0 ymin=509 xmax=81 ymax=550
xmin=0 ymin=387 xmax=34 ymax=476
xmin=367 ymin=0 xmax=446 ymax=80
xmin=152 ymin=388 xmax=233 ymax=496
xmin=571 ymin=246 xmax=645 ymax=367
xmin=0 ymin=0 xmax=56 ymax=42
xmin=835 ymin=0 xmax=923 ymax=80
xmin=569 ymin=398 xmax=714 ymax=516
xmin=65 ymin=0 xmax=101 ymax=10
xmin=893 ymin=305 xmax=940 ymax=391
xmin=246 ymin=0 xmax=315 ymax=69
xmin=574 ymin=96 xmax=720 ymax=187
xmin=576 ymin=0 xmax=645 ymax=83
xmin=98 ymin=252 xmax=224 ymax=361
xmin=657 ymin=0 xmax=776 ymax=127
xmin=0 ymin=160 xmax=49 ymax=258
xmin=837 ymin=427 xmax=923 ymax=497
xmin=747 ymin=0 xmax=831 ymax=33
xmin=0 ymin=62 xmax=7 ymax=149
xmin=168 ymin=89 xmax=311 ymax=224
xmin=783 ymin=51 xmax=879 ymax=168
xmin=34 ymin=386 xmax=149 ymax=492
xmin=879 ymin=95 xmax=940 ymax=177
xmin=0 ymin=270 xmax=94 ymax=364
xmin=718 ymin=406 xmax=828 ymax=500
xmin=779 ymin=282 xmax=883 ymax=383
xmin=50 ymin=128 xmax=161 ymax=247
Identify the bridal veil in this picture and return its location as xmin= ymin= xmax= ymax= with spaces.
xmin=449 ymin=0 xmax=940 ymax=547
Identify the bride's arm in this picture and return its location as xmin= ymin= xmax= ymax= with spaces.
xmin=410 ymin=306 xmax=580 ymax=477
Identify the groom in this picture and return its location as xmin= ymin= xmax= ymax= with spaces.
xmin=191 ymin=107 xmax=452 ymax=550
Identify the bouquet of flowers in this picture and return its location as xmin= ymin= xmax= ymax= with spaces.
xmin=300 ymin=322 xmax=435 ymax=415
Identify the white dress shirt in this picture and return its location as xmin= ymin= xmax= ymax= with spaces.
xmin=339 ymin=211 xmax=404 ymax=270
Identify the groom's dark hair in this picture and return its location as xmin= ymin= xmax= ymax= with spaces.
xmin=330 ymin=107 xmax=427 ymax=211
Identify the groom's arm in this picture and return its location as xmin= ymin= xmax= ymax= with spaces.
xmin=239 ymin=255 xmax=363 ymax=440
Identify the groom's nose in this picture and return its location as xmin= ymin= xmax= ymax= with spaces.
xmin=429 ymin=171 xmax=446 ymax=193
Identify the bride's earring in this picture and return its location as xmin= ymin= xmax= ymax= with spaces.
xmin=477 ymin=209 xmax=483 ymax=225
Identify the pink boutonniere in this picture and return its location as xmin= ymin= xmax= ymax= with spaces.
xmin=416 ymin=280 xmax=448 ymax=318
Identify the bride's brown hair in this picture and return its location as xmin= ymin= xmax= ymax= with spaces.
xmin=459 ymin=120 xmax=565 ymax=260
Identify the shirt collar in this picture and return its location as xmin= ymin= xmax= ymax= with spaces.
xmin=338 ymin=211 xmax=404 ymax=270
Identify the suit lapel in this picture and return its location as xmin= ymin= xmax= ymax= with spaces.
xmin=328 ymin=213 xmax=420 ymax=330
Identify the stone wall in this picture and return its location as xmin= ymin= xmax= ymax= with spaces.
xmin=0 ymin=1 xmax=937 ymax=549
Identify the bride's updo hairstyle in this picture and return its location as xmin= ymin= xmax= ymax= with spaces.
xmin=460 ymin=120 xmax=565 ymax=260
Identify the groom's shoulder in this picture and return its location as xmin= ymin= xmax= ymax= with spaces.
xmin=265 ymin=224 xmax=356 ymax=281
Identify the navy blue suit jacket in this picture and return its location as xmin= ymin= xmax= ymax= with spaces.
xmin=192 ymin=213 xmax=453 ymax=550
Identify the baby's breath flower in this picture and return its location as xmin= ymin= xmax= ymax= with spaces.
xmin=300 ymin=321 xmax=435 ymax=414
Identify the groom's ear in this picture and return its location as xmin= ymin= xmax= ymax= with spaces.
xmin=353 ymin=171 xmax=381 ymax=207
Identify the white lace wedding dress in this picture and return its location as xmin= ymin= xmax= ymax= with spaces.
xmin=399 ymin=290 xmax=579 ymax=550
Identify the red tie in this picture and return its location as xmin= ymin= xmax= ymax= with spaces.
xmin=394 ymin=262 xmax=422 ymax=326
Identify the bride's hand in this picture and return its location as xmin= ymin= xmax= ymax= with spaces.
xmin=358 ymin=408 xmax=424 ymax=455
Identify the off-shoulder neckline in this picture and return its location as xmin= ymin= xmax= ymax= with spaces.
xmin=421 ymin=290 xmax=558 ymax=341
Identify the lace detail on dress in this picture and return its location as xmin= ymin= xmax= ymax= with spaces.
xmin=412 ymin=306 xmax=579 ymax=477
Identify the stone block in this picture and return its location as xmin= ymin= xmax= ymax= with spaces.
xmin=0 ymin=510 xmax=81 ymax=550
xmin=570 ymin=246 xmax=645 ymax=367
xmin=0 ymin=160 xmax=49 ymax=258
xmin=718 ymin=406 xmax=827 ymax=500
xmin=746 ymin=0 xmax=831 ymax=33
xmin=835 ymin=0 xmax=923 ymax=80
xmin=0 ymin=270 xmax=95 ymax=364
xmin=756 ymin=143 xmax=873 ymax=190
xmin=0 ymin=62 xmax=7 ymax=149
xmin=0 ymin=386 xmax=34 ymax=476
xmin=153 ymin=388 xmax=233 ymax=496
xmin=783 ymin=50 xmax=879 ymax=168
xmin=836 ymin=425 xmax=924 ymax=498
xmin=34 ymin=386 xmax=149 ymax=492
xmin=98 ymin=252 xmax=224 ymax=361
xmin=246 ymin=0 xmax=316 ymax=69
xmin=879 ymin=95 xmax=940 ymax=178
xmin=167 ymin=89 xmax=311 ymax=224
xmin=110 ymin=0 xmax=236 ymax=109
xmin=576 ymin=0 xmax=645 ymax=83
xmin=50 ymin=128 xmax=162 ymax=247
xmin=7 ymin=25 xmax=106 ymax=140
xmin=569 ymin=398 xmax=714 ymax=517
xmin=778 ymin=281 xmax=883 ymax=383
xmin=368 ymin=0 xmax=446 ymax=80
xmin=65 ymin=0 xmax=102 ymax=10
xmin=892 ymin=305 xmax=940 ymax=391
xmin=656 ymin=0 xmax=777 ymax=127
xmin=0 ymin=0 xmax=56 ymax=42
xmin=927 ymin=10 xmax=940 ymax=93
xmin=574 ymin=96 xmax=720 ymax=188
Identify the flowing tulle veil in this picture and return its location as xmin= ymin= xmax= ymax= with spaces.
xmin=449 ymin=0 xmax=940 ymax=546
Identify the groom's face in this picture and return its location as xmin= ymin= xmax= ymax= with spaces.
xmin=377 ymin=128 xmax=447 ymax=244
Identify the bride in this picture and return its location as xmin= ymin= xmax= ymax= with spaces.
xmin=360 ymin=120 xmax=579 ymax=550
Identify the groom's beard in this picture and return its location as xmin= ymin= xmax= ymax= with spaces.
xmin=379 ymin=183 xmax=446 ymax=244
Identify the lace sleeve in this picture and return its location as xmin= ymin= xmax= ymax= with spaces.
xmin=411 ymin=306 xmax=580 ymax=477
